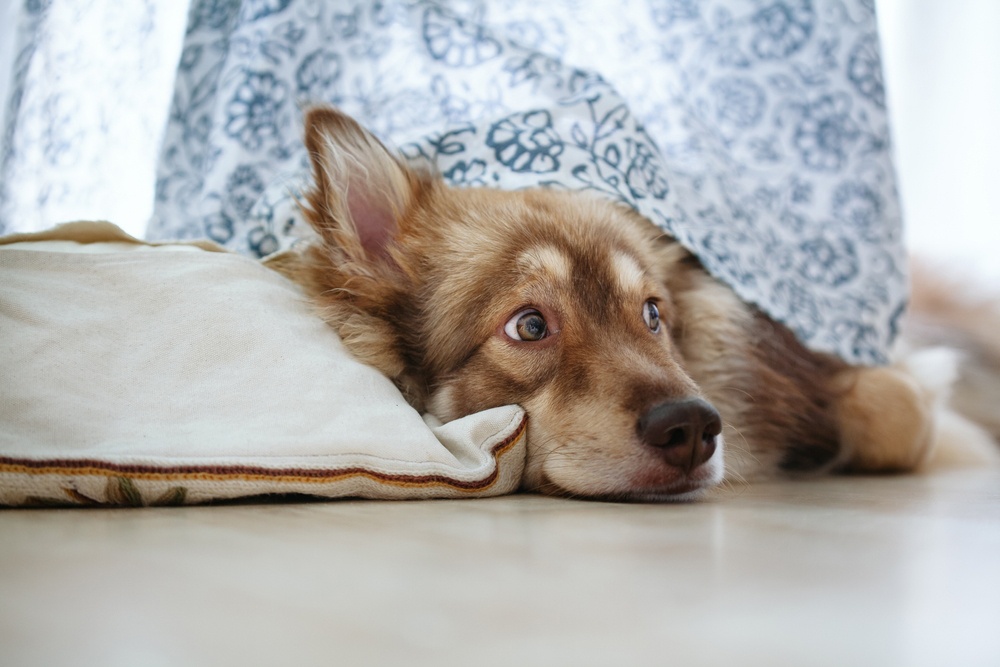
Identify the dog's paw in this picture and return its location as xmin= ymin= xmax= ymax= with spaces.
xmin=834 ymin=365 xmax=937 ymax=472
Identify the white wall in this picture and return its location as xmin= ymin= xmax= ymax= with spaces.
xmin=879 ymin=0 xmax=1000 ymax=287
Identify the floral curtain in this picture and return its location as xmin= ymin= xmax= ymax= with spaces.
xmin=0 ymin=0 xmax=188 ymax=235
xmin=0 ymin=0 xmax=904 ymax=365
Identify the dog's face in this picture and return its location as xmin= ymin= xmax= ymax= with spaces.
xmin=299 ymin=108 xmax=725 ymax=500
xmin=417 ymin=189 xmax=727 ymax=500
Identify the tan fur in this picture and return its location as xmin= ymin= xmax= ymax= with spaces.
xmin=269 ymin=107 xmax=936 ymax=500
xmin=833 ymin=367 xmax=934 ymax=471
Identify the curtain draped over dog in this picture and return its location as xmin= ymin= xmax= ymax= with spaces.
xmin=0 ymin=0 xmax=904 ymax=365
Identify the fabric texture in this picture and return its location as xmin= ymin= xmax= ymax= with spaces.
xmin=0 ymin=222 xmax=526 ymax=507
xmin=148 ymin=0 xmax=905 ymax=365
xmin=0 ymin=0 xmax=187 ymax=233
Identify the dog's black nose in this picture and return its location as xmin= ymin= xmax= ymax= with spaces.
xmin=637 ymin=398 xmax=722 ymax=472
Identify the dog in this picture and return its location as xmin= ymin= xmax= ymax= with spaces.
xmin=269 ymin=106 xmax=936 ymax=501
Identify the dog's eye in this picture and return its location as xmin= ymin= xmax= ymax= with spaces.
xmin=643 ymin=300 xmax=661 ymax=333
xmin=504 ymin=309 xmax=548 ymax=342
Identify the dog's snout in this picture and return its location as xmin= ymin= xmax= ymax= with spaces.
xmin=637 ymin=398 xmax=722 ymax=472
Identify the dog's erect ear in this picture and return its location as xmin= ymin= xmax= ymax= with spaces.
xmin=303 ymin=107 xmax=417 ymax=263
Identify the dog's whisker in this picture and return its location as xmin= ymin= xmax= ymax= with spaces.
xmin=718 ymin=385 xmax=755 ymax=402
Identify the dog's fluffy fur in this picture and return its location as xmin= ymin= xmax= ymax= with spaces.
xmin=899 ymin=262 xmax=1000 ymax=468
xmin=269 ymin=107 xmax=938 ymax=501
xmin=906 ymin=261 xmax=1000 ymax=441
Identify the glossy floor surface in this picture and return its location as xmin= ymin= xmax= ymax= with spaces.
xmin=2 ymin=467 xmax=999 ymax=667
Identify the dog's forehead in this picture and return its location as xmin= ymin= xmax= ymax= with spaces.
xmin=609 ymin=251 xmax=647 ymax=294
xmin=515 ymin=244 xmax=573 ymax=283
xmin=423 ymin=187 xmax=662 ymax=317
xmin=515 ymin=242 xmax=649 ymax=293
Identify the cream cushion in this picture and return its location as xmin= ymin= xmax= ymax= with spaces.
xmin=0 ymin=222 xmax=525 ymax=506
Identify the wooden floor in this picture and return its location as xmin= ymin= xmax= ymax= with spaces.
xmin=2 ymin=467 xmax=999 ymax=667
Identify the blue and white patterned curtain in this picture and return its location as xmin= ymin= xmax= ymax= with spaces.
xmin=0 ymin=0 xmax=904 ymax=365
xmin=0 ymin=0 xmax=188 ymax=233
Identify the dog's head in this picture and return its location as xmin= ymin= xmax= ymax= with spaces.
xmin=297 ymin=107 xmax=725 ymax=500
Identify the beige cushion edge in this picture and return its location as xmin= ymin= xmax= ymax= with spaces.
xmin=0 ymin=408 xmax=527 ymax=506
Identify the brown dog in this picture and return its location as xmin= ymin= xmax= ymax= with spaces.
xmin=270 ymin=107 xmax=935 ymax=501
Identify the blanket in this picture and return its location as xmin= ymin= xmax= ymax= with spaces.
xmin=148 ymin=0 xmax=904 ymax=365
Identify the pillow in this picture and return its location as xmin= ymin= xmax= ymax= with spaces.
xmin=0 ymin=222 xmax=526 ymax=506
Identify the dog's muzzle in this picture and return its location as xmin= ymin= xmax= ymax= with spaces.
xmin=636 ymin=398 xmax=722 ymax=473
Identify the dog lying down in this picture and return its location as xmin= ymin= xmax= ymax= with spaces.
xmin=271 ymin=107 xmax=936 ymax=501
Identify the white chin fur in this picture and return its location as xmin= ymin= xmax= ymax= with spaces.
xmin=426 ymin=383 xmax=458 ymax=423
xmin=540 ymin=435 xmax=727 ymax=501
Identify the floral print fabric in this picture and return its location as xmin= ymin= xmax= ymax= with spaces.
xmin=50 ymin=0 xmax=910 ymax=364
xmin=0 ymin=0 xmax=187 ymax=233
